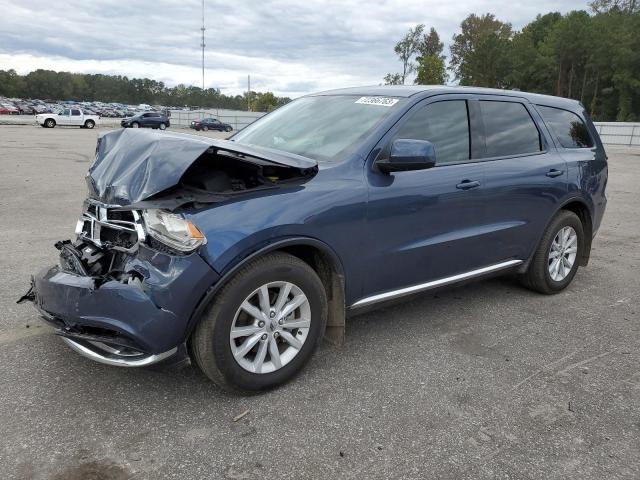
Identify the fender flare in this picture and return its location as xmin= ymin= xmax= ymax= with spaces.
xmin=183 ymin=236 xmax=346 ymax=345
xmin=519 ymin=195 xmax=594 ymax=272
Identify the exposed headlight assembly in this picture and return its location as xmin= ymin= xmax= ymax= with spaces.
xmin=142 ymin=209 xmax=206 ymax=252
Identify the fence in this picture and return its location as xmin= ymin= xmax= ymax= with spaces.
xmin=166 ymin=109 xmax=265 ymax=131
xmin=97 ymin=109 xmax=265 ymax=131
xmin=593 ymin=122 xmax=640 ymax=146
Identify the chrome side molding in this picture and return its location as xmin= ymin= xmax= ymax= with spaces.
xmin=350 ymin=259 xmax=523 ymax=308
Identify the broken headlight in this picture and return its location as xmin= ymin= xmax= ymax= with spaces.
xmin=142 ymin=209 xmax=206 ymax=253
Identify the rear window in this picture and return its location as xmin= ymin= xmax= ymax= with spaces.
xmin=479 ymin=101 xmax=541 ymax=158
xmin=537 ymin=105 xmax=593 ymax=148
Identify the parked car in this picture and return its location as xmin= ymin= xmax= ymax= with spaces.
xmin=121 ymin=111 xmax=170 ymax=130
xmin=22 ymin=86 xmax=607 ymax=392
xmin=0 ymin=102 xmax=19 ymax=114
xmin=190 ymin=117 xmax=233 ymax=132
xmin=35 ymin=108 xmax=99 ymax=128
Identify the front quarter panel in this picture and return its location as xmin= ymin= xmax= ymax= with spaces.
xmin=187 ymin=159 xmax=367 ymax=303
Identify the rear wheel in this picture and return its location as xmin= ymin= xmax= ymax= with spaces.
xmin=226 ymin=126 xmax=233 ymax=132
xmin=159 ymin=123 xmax=166 ymax=130
xmin=521 ymin=210 xmax=584 ymax=294
xmin=192 ymin=252 xmax=327 ymax=392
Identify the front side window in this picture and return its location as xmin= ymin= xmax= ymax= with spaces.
xmin=479 ymin=101 xmax=541 ymax=158
xmin=233 ymin=95 xmax=406 ymax=163
xmin=61 ymin=109 xmax=70 ymax=116
xmin=537 ymin=105 xmax=592 ymax=148
xmin=393 ymin=100 xmax=470 ymax=165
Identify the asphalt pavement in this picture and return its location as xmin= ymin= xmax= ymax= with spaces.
xmin=0 ymin=125 xmax=638 ymax=479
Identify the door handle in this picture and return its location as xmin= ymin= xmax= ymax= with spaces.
xmin=546 ymin=169 xmax=564 ymax=178
xmin=456 ymin=180 xmax=481 ymax=190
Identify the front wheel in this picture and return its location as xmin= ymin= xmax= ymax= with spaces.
xmin=520 ymin=210 xmax=584 ymax=294
xmin=44 ymin=119 xmax=55 ymax=128
xmin=131 ymin=122 xmax=140 ymax=128
xmin=159 ymin=123 xmax=166 ymax=130
xmin=202 ymin=125 xmax=208 ymax=131
xmin=84 ymin=120 xmax=95 ymax=129
xmin=192 ymin=252 xmax=327 ymax=392
xmin=225 ymin=126 xmax=233 ymax=132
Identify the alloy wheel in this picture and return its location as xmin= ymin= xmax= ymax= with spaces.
xmin=548 ymin=226 xmax=578 ymax=281
xmin=229 ymin=281 xmax=311 ymax=374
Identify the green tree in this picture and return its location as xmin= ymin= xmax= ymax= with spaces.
xmin=589 ymin=0 xmax=639 ymax=13
xmin=415 ymin=56 xmax=447 ymax=85
xmin=415 ymin=27 xmax=447 ymax=85
xmin=383 ymin=73 xmax=403 ymax=85
xmin=449 ymin=14 xmax=513 ymax=87
xmin=384 ymin=24 xmax=425 ymax=84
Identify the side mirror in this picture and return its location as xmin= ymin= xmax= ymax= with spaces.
xmin=376 ymin=139 xmax=436 ymax=174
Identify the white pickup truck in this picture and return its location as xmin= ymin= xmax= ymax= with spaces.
xmin=36 ymin=108 xmax=99 ymax=129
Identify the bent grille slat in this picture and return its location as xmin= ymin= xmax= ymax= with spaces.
xmin=78 ymin=202 xmax=145 ymax=252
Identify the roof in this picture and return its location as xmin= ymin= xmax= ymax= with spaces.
xmin=312 ymin=85 xmax=582 ymax=109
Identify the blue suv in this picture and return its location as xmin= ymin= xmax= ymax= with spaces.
xmin=23 ymin=86 xmax=607 ymax=392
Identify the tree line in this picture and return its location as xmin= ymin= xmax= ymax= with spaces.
xmin=0 ymin=69 xmax=291 ymax=112
xmin=385 ymin=0 xmax=640 ymax=121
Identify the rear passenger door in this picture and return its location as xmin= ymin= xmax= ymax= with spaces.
xmin=477 ymin=97 xmax=569 ymax=264
xmin=70 ymin=109 xmax=83 ymax=126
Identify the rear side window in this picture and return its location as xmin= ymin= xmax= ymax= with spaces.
xmin=537 ymin=105 xmax=592 ymax=148
xmin=479 ymin=101 xmax=541 ymax=158
xmin=71 ymin=109 xmax=81 ymax=116
xmin=395 ymin=100 xmax=470 ymax=165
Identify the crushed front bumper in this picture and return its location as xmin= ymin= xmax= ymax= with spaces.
xmin=28 ymin=243 xmax=219 ymax=366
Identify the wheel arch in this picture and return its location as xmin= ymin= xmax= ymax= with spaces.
xmin=559 ymin=198 xmax=593 ymax=267
xmin=186 ymin=237 xmax=346 ymax=348
xmin=519 ymin=196 xmax=594 ymax=273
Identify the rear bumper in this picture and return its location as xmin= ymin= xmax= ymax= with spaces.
xmin=30 ymin=244 xmax=219 ymax=365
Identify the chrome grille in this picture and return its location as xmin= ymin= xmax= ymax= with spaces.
xmin=75 ymin=201 xmax=145 ymax=252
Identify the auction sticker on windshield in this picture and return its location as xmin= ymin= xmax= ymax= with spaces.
xmin=355 ymin=96 xmax=399 ymax=107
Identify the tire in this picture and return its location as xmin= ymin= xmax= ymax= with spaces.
xmin=202 ymin=126 xmax=208 ymax=131
xmin=159 ymin=123 xmax=166 ymax=130
xmin=84 ymin=120 xmax=95 ymax=129
xmin=132 ymin=122 xmax=140 ymax=128
xmin=192 ymin=252 xmax=328 ymax=392
xmin=520 ymin=210 xmax=584 ymax=294
xmin=45 ymin=119 xmax=55 ymax=128
xmin=226 ymin=126 xmax=232 ymax=132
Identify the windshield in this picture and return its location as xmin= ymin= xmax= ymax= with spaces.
xmin=232 ymin=95 xmax=405 ymax=163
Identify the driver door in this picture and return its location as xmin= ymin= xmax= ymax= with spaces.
xmin=362 ymin=97 xmax=488 ymax=300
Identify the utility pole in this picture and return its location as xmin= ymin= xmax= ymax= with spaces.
xmin=200 ymin=0 xmax=205 ymax=91
xmin=247 ymin=74 xmax=251 ymax=111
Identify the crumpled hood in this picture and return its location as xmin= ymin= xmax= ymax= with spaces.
xmin=87 ymin=128 xmax=317 ymax=206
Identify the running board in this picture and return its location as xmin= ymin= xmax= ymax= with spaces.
xmin=350 ymin=259 xmax=523 ymax=309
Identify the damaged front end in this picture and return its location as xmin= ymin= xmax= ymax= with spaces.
xmin=25 ymin=211 xmax=218 ymax=366
xmin=21 ymin=128 xmax=317 ymax=367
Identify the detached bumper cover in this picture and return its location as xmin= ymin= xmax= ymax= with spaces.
xmin=32 ymin=245 xmax=219 ymax=358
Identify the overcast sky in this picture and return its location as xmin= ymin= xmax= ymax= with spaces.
xmin=0 ymin=0 xmax=590 ymax=98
